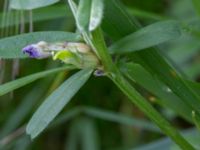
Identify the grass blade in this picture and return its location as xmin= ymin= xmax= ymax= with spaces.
xmin=121 ymin=63 xmax=193 ymax=122
xmin=26 ymin=68 xmax=93 ymax=139
xmin=0 ymin=66 xmax=74 ymax=96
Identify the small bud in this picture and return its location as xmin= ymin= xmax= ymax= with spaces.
xmin=94 ymin=69 xmax=105 ymax=76
xmin=22 ymin=43 xmax=51 ymax=59
xmin=22 ymin=41 xmax=100 ymax=69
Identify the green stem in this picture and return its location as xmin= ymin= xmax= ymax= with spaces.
xmin=89 ymin=27 xmax=195 ymax=150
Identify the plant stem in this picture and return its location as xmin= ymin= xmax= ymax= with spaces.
xmin=111 ymin=74 xmax=195 ymax=150
xmin=89 ymin=27 xmax=195 ymax=150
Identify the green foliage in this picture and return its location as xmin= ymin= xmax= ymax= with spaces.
xmin=1 ymin=0 xmax=200 ymax=149
xmin=26 ymin=69 xmax=92 ymax=139
xmin=76 ymin=0 xmax=104 ymax=31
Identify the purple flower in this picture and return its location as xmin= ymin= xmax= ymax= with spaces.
xmin=22 ymin=44 xmax=51 ymax=59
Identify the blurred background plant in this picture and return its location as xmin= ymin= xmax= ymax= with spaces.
xmin=0 ymin=0 xmax=200 ymax=150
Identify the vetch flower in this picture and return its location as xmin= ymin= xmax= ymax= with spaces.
xmin=22 ymin=41 xmax=51 ymax=59
xmin=22 ymin=41 xmax=100 ymax=69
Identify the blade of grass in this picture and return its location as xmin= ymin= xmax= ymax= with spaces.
xmin=121 ymin=63 xmax=192 ymax=122
xmin=0 ymin=66 xmax=75 ymax=96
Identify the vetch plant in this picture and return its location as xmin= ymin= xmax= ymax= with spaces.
xmin=1 ymin=0 xmax=200 ymax=149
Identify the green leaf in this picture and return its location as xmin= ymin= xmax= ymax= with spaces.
xmin=133 ymin=50 xmax=200 ymax=119
xmin=77 ymin=0 xmax=92 ymax=31
xmin=89 ymin=0 xmax=104 ymax=31
xmin=0 ymin=31 xmax=81 ymax=59
xmin=0 ymin=5 xmax=72 ymax=29
xmin=9 ymin=0 xmax=59 ymax=10
xmin=122 ymin=63 xmax=193 ymax=122
xmin=26 ymin=69 xmax=93 ymax=139
xmin=0 ymin=66 xmax=74 ymax=96
xmin=109 ymin=20 xmax=181 ymax=54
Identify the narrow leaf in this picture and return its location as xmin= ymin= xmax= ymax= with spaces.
xmin=0 ymin=32 xmax=81 ymax=59
xmin=109 ymin=20 xmax=181 ymax=54
xmin=0 ymin=5 xmax=71 ymax=28
xmin=9 ymin=0 xmax=59 ymax=10
xmin=76 ymin=0 xmax=92 ymax=31
xmin=89 ymin=0 xmax=104 ymax=31
xmin=122 ymin=63 xmax=193 ymax=122
xmin=26 ymin=69 xmax=93 ymax=139
xmin=0 ymin=66 xmax=74 ymax=96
